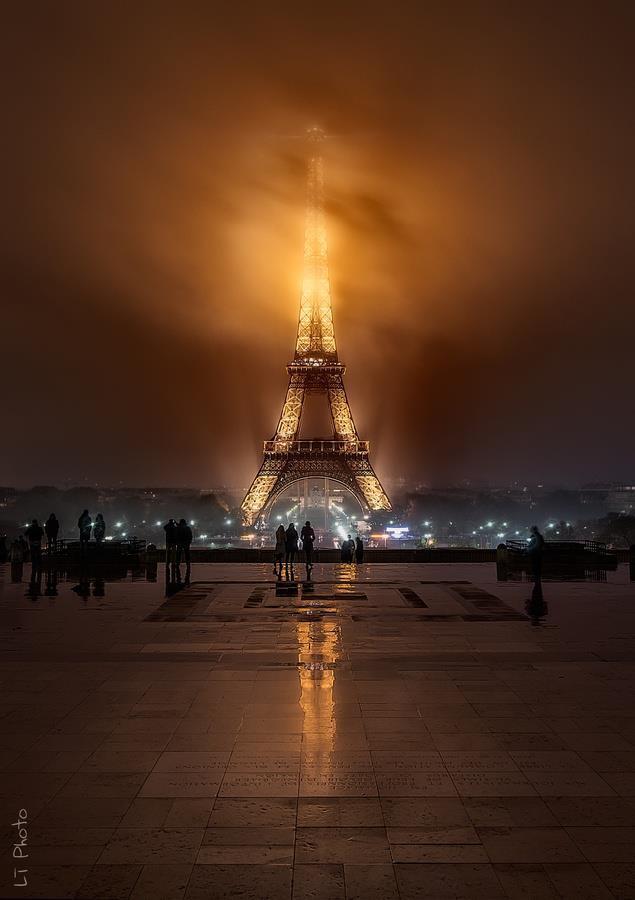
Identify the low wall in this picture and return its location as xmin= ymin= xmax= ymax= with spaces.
xmin=154 ymin=547 xmax=498 ymax=563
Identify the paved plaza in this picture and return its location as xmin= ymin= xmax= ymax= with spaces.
xmin=1 ymin=562 xmax=635 ymax=899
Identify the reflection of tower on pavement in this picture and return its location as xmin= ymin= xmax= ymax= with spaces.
xmin=297 ymin=615 xmax=342 ymax=751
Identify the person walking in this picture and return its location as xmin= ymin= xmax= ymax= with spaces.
xmin=176 ymin=518 xmax=193 ymax=565
xmin=44 ymin=513 xmax=59 ymax=554
xmin=273 ymin=524 xmax=286 ymax=577
xmin=285 ymin=523 xmax=299 ymax=579
xmin=78 ymin=510 xmax=92 ymax=554
xmin=355 ymin=535 xmax=364 ymax=563
xmin=301 ymin=520 xmax=315 ymax=578
xmin=25 ymin=518 xmax=44 ymax=573
xmin=527 ymin=525 xmax=545 ymax=598
xmin=93 ymin=513 xmax=106 ymax=544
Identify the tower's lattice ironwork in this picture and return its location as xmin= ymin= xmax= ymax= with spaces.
xmin=241 ymin=127 xmax=392 ymax=525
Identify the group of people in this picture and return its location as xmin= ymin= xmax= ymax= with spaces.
xmin=273 ymin=521 xmax=364 ymax=579
xmin=274 ymin=521 xmax=315 ymax=578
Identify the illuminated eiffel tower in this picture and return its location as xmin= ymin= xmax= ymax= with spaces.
xmin=241 ymin=127 xmax=391 ymax=526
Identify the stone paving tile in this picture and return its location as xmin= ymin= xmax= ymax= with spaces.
xmin=292 ymin=864 xmax=345 ymax=900
xmin=478 ymin=825 xmax=585 ymax=863
xmin=219 ymin=772 xmax=299 ymax=797
xmin=76 ymin=864 xmax=142 ymax=899
xmin=295 ymin=826 xmax=391 ymax=864
xmin=395 ymin=862 xmax=507 ymax=898
xmin=208 ymin=797 xmax=297 ymax=826
xmin=129 ymin=864 xmax=192 ymax=900
xmin=184 ymin=863 xmax=292 ymax=899
xmin=99 ymin=827 xmax=204 ymax=864
xmin=298 ymin=797 xmax=383 ymax=826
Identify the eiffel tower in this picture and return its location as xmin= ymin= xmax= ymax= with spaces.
xmin=241 ymin=127 xmax=391 ymax=526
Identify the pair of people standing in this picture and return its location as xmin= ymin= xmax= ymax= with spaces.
xmin=340 ymin=534 xmax=364 ymax=563
xmin=77 ymin=510 xmax=106 ymax=548
xmin=274 ymin=521 xmax=315 ymax=579
xmin=164 ymin=518 xmax=193 ymax=568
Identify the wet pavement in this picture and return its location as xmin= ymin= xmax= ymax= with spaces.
xmin=1 ymin=562 xmax=634 ymax=899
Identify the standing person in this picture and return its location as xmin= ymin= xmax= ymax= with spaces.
xmin=344 ymin=534 xmax=354 ymax=563
xmin=285 ymin=523 xmax=299 ymax=578
xmin=44 ymin=514 xmax=59 ymax=553
xmin=78 ymin=510 xmax=92 ymax=553
xmin=355 ymin=535 xmax=364 ymax=563
xmin=527 ymin=525 xmax=545 ymax=598
xmin=93 ymin=513 xmax=106 ymax=544
xmin=25 ymin=518 xmax=44 ymax=573
xmin=300 ymin=520 xmax=315 ymax=578
xmin=176 ymin=518 xmax=193 ymax=565
xmin=163 ymin=518 xmax=178 ymax=581
xmin=10 ymin=537 xmax=24 ymax=582
xmin=273 ymin=524 xmax=286 ymax=577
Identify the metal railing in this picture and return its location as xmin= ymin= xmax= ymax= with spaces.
xmin=264 ymin=439 xmax=369 ymax=454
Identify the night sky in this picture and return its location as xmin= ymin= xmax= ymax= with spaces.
xmin=4 ymin=3 xmax=635 ymax=489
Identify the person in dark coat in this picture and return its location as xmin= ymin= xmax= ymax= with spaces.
xmin=93 ymin=514 xmax=106 ymax=544
xmin=25 ymin=519 xmax=44 ymax=573
xmin=527 ymin=525 xmax=545 ymax=597
xmin=78 ymin=510 xmax=92 ymax=552
xmin=44 ymin=514 xmax=59 ymax=553
xmin=164 ymin=519 xmax=178 ymax=580
xmin=273 ymin=524 xmax=286 ymax=577
xmin=285 ymin=523 xmax=299 ymax=577
xmin=300 ymin=521 xmax=315 ymax=577
xmin=355 ymin=536 xmax=364 ymax=563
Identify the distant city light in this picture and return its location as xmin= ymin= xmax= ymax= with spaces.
xmin=190 ymin=520 xmax=195 ymax=526
xmin=486 ymin=521 xmax=493 ymax=527
xmin=497 ymin=532 xmax=504 ymax=538
xmin=105 ymin=536 xmax=113 ymax=541
xmin=121 ymin=532 xmax=127 ymax=537
xmin=116 ymin=521 xmax=122 ymax=528
xmin=548 ymin=523 xmax=555 ymax=529
xmin=424 ymin=520 xmax=430 ymax=526
xmin=225 ymin=519 xmax=232 ymax=525
xmin=276 ymin=515 xmax=282 ymax=521
xmin=156 ymin=520 xmax=161 ymax=526
xmin=200 ymin=534 xmax=208 ymax=540
xmin=502 ymin=522 xmax=508 ymax=526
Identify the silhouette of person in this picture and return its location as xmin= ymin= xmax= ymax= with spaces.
xmin=355 ymin=536 xmax=364 ymax=563
xmin=285 ymin=523 xmax=299 ymax=578
xmin=341 ymin=534 xmax=354 ymax=563
xmin=9 ymin=538 xmax=24 ymax=582
xmin=164 ymin=518 xmax=178 ymax=581
xmin=527 ymin=525 xmax=545 ymax=594
xmin=176 ymin=519 xmax=193 ymax=564
xmin=44 ymin=514 xmax=59 ymax=553
xmin=93 ymin=513 xmax=106 ymax=544
xmin=18 ymin=535 xmax=28 ymax=562
xmin=273 ymin=524 xmax=286 ymax=577
xmin=78 ymin=510 xmax=92 ymax=553
xmin=25 ymin=519 xmax=44 ymax=574
xmin=301 ymin=521 xmax=315 ymax=578
xmin=0 ymin=533 xmax=7 ymax=563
